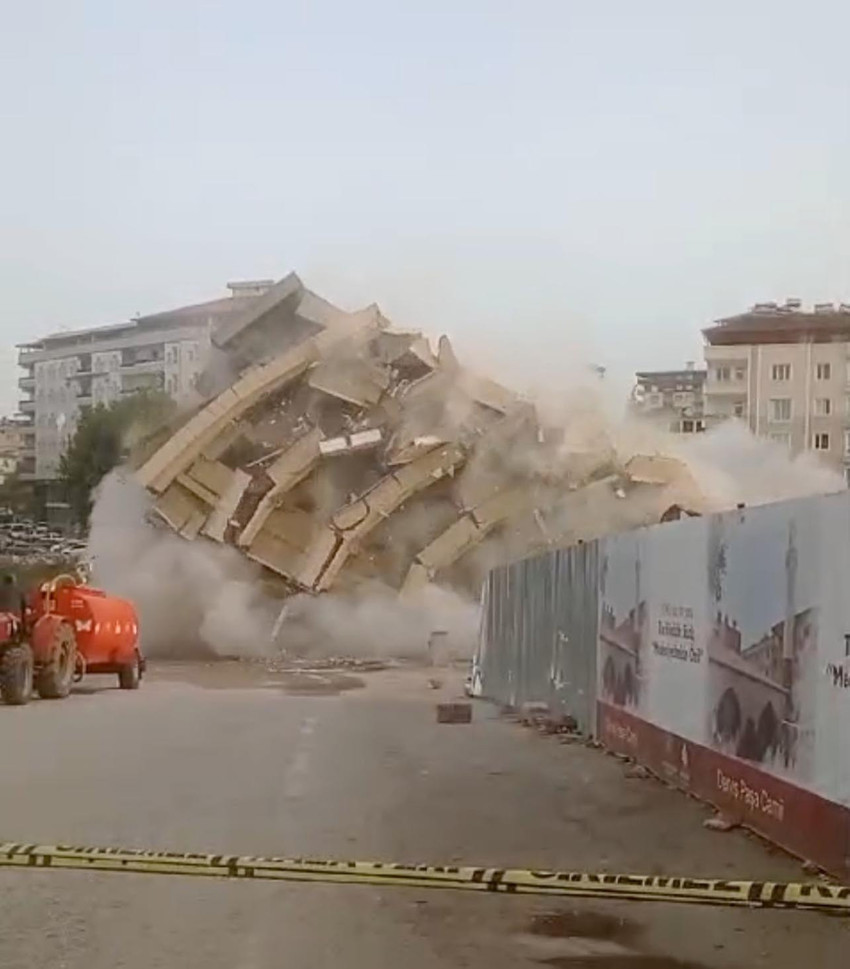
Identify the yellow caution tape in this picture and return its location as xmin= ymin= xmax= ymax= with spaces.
xmin=0 ymin=841 xmax=847 ymax=913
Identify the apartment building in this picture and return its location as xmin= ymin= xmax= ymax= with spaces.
xmin=631 ymin=364 xmax=707 ymax=433
xmin=703 ymin=299 xmax=850 ymax=479
xmin=0 ymin=418 xmax=27 ymax=484
xmin=16 ymin=280 xmax=272 ymax=481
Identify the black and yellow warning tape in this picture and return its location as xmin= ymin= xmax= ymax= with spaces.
xmin=0 ymin=841 xmax=847 ymax=913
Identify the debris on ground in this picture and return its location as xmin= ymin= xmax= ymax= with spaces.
xmin=703 ymin=814 xmax=739 ymax=832
xmin=262 ymin=655 xmax=390 ymax=674
xmin=436 ymin=701 xmax=473 ymax=724
xmin=624 ymin=764 xmax=651 ymax=780
xmin=130 ymin=271 xmax=712 ymax=613
xmin=558 ymin=733 xmax=584 ymax=745
xmin=519 ymin=701 xmax=551 ymax=727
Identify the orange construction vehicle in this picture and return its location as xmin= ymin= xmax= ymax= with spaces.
xmin=0 ymin=573 xmax=144 ymax=706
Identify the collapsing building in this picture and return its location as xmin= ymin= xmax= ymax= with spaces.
xmin=133 ymin=273 xmax=709 ymax=601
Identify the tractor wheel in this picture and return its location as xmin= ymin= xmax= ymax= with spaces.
xmin=35 ymin=622 xmax=76 ymax=700
xmin=118 ymin=654 xmax=141 ymax=690
xmin=0 ymin=645 xmax=34 ymax=706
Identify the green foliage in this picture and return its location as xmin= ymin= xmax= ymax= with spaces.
xmin=59 ymin=391 xmax=174 ymax=526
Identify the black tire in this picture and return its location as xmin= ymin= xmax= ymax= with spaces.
xmin=35 ymin=622 xmax=76 ymax=700
xmin=0 ymin=644 xmax=34 ymax=706
xmin=118 ymin=654 xmax=141 ymax=690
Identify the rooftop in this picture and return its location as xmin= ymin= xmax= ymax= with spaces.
xmin=136 ymin=293 xmax=261 ymax=327
xmin=705 ymin=300 xmax=850 ymax=346
xmin=635 ymin=368 xmax=705 ymax=382
xmin=17 ymin=321 xmax=137 ymax=349
xmin=17 ymin=281 xmax=271 ymax=352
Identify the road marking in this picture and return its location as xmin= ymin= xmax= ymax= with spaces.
xmin=284 ymin=716 xmax=317 ymax=799
xmin=0 ymin=841 xmax=847 ymax=913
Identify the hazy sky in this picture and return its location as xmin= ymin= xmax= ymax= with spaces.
xmin=2 ymin=1 xmax=849 ymax=414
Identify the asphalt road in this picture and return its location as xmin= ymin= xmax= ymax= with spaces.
xmin=0 ymin=661 xmax=847 ymax=969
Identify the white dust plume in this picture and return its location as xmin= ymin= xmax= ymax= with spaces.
xmin=673 ymin=420 xmax=845 ymax=507
xmin=86 ymin=471 xmax=477 ymax=661
xmin=87 ymin=471 xmax=277 ymax=658
xmin=275 ymin=585 xmax=478 ymax=661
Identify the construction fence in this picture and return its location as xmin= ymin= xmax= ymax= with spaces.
xmin=476 ymin=542 xmax=598 ymax=735
xmin=473 ymin=491 xmax=850 ymax=879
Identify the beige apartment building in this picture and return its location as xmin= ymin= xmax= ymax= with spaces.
xmin=704 ymin=300 xmax=850 ymax=481
xmin=631 ymin=365 xmax=707 ymax=433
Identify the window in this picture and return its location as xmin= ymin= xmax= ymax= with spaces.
xmin=816 ymin=362 xmax=831 ymax=380
xmin=715 ymin=366 xmax=731 ymax=382
xmin=772 ymin=363 xmax=791 ymax=381
xmin=770 ymin=398 xmax=792 ymax=422
xmin=845 ymin=429 xmax=850 ymax=457
xmin=845 ymin=467 xmax=850 ymax=488
xmin=734 ymin=367 xmax=746 ymax=381
xmin=770 ymin=432 xmax=791 ymax=447
xmin=814 ymin=432 xmax=830 ymax=451
xmin=733 ymin=401 xmax=745 ymax=418
xmin=814 ymin=397 xmax=832 ymax=416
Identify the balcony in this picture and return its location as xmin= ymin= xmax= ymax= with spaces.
xmin=122 ymin=345 xmax=164 ymax=370
xmin=705 ymin=377 xmax=747 ymax=396
xmin=17 ymin=348 xmax=41 ymax=367
xmin=122 ymin=371 xmax=164 ymax=396
xmin=120 ymin=358 xmax=165 ymax=375
xmin=17 ymin=375 xmax=34 ymax=392
xmin=18 ymin=399 xmax=34 ymax=414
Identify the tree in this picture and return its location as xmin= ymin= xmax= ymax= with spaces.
xmin=0 ymin=470 xmax=37 ymax=518
xmin=59 ymin=391 xmax=174 ymax=527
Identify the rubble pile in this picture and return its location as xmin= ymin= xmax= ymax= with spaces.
xmin=132 ymin=273 xmax=709 ymax=602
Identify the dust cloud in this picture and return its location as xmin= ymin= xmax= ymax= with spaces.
xmin=274 ymin=586 xmax=478 ymax=661
xmin=674 ymin=421 xmax=845 ymax=506
xmin=87 ymin=471 xmax=277 ymax=659
xmin=85 ymin=347 xmax=843 ymax=663
xmin=86 ymin=471 xmax=477 ymax=661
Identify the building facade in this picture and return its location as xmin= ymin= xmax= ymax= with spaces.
xmin=631 ymin=365 xmax=707 ymax=433
xmin=0 ymin=418 xmax=27 ymax=485
xmin=703 ymin=300 xmax=850 ymax=479
xmin=16 ymin=281 xmax=272 ymax=481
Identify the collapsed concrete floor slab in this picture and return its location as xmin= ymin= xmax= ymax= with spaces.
xmin=132 ymin=272 xmax=710 ymax=602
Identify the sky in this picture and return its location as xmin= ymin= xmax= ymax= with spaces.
xmin=2 ymin=1 xmax=849 ymax=414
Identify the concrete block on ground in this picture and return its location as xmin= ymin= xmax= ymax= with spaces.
xmin=436 ymin=702 xmax=472 ymax=724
